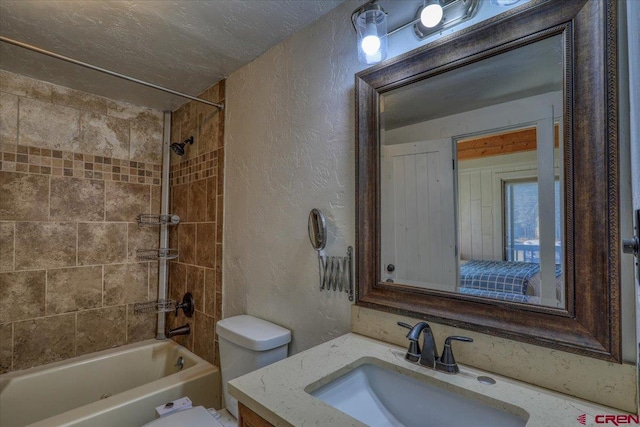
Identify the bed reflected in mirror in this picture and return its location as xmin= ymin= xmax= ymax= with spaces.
xmin=379 ymin=34 xmax=564 ymax=308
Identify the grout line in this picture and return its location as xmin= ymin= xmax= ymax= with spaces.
xmin=44 ymin=268 xmax=48 ymax=316
xmin=47 ymin=175 xmax=51 ymax=222
xmin=101 ymin=265 xmax=105 ymax=308
xmin=16 ymin=96 xmax=20 ymax=146
xmin=12 ymin=221 xmax=16 ymax=272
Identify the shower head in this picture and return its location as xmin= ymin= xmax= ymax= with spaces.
xmin=170 ymin=136 xmax=194 ymax=156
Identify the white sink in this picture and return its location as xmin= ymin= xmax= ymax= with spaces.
xmin=309 ymin=362 xmax=528 ymax=427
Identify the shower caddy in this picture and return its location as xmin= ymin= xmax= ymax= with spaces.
xmin=135 ymin=213 xmax=180 ymax=261
xmin=133 ymin=211 xmax=186 ymax=316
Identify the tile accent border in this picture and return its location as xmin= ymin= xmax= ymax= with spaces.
xmin=169 ymin=150 xmax=219 ymax=186
xmin=1 ymin=144 xmax=161 ymax=185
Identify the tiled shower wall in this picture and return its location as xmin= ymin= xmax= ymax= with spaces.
xmin=167 ymin=80 xmax=224 ymax=366
xmin=0 ymin=70 xmax=163 ymax=373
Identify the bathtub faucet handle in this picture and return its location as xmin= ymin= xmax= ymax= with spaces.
xmin=174 ymin=292 xmax=195 ymax=317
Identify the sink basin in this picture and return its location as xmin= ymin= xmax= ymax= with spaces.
xmin=309 ymin=362 xmax=527 ymax=427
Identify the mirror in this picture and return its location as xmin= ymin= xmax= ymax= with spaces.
xmin=308 ymin=208 xmax=327 ymax=251
xmin=379 ymin=34 xmax=564 ymax=308
xmin=356 ymin=0 xmax=621 ymax=362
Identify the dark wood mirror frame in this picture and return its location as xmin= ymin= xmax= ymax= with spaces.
xmin=355 ymin=0 xmax=621 ymax=362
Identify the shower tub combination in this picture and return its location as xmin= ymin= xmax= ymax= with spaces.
xmin=0 ymin=339 xmax=220 ymax=427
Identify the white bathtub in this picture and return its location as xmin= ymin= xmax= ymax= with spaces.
xmin=0 ymin=339 xmax=220 ymax=427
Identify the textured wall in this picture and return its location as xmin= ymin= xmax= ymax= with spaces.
xmin=167 ymin=81 xmax=225 ymax=366
xmin=224 ymin=0 xmax=363 ymax=354
xmin=223 ymin=0 xmax=637 ymax=412
xmin=0 ymin=71 xmax=163 ymax=373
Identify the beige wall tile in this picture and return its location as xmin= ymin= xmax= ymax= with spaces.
xmin=0 ymin=222 xmax=14 ymax=271
xmin=0 ymin=92 xmax=18 ymax=145
xmin=106 ymin=99 xmax=158 ymax=121
xmin=151 ymin=185 xmax=161 ymax=215
xmin=168 ymin=223 xmax=179 ymax=253
xmin=193 ymin=311 xmax=215 ymax=364
xmin=0 ymin=270 xmax=45 ymax=323
xmin=0 ymin=172 xmax=49 ymax=221
xmin=148 ymin=262 xmax=159 ymax=301
xmin=206 ymin=176 xmax=217 ymax=222
xmin=171 ymin=183 xmax=188 ymax=221
xmin=104 ymin=263 xmax=148 ymax=306
xmin=0 ymin=70 xmax=52 ymax=101
xmin=0 ymin=323 xmax=12 ymax=373
xmin=196 ymin=223 xmax=216 ymax=269
xmin=178 ymin=223 xmax=196 ymax=265
xmin=105 ymin=181 xmax=150 ymax=221
xmin=216 ymin=195 xmax=223 ymax=244
xmin=52 ymin=86 xmax=108 ymax=115
xmin=168 ymin=262 xmax=186 ymax=301
xmin=76 ymin=306 xmax=126 ymax=356
xmin=188 ymin=179 xmax=207 ymax=222
xmin=197 ymin=103 xmax=220 ymax=155
xmin=50 ymin=177 xmax=105 ymax=221
xmin=79 ymin=112 xmax=130 ymax=159
xmin=46 ymin=266 xmax=103 ymax=314
xmin=186 ymin=265 xmax=204 ymax=312
xmin=127 ymin=223 xmax=159 ymax=262
xmin=78 ymin=222 xmax=127 ymax=265
xmin=199 ymin=82 xmax=223 ymax=104
xmin=15 ymin=222 xmax=76 ymax=270
xmin=18 ymin=97 xmax=80 ymax=149
xmin=180 ymin=104 xmax=198 ymax=161
xmin=130 ymin=112 xmax=163 ymax=164
xmin=204 ymin=268 xmax=216 ymax=316
xmin=126 ymin=304 xmax=156 ymax=343
xmin=13 ymin=314 xmax=75 ymax=370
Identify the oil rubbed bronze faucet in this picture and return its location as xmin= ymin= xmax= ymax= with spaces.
xmin=397 ymin=321 xmax=473 ymax=374
xmin=167 ymin=324 xmax=190 ymax=338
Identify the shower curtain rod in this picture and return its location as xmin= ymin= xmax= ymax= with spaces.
xmin=0 ymin=35 xmax=224 ymax=110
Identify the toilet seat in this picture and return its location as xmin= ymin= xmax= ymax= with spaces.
xmin=142 ymin=406 xmax=228 ymax=427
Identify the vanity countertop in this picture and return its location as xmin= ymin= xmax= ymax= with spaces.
xmin=228 ymin=333 xmax=627 ymax=427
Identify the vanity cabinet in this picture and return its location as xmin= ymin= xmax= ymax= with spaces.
xmin=238 ymin=402 xmax=274 ymax=427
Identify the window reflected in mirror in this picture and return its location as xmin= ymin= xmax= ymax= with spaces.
xmin=379 ymin=34 xmax=565 ymax=308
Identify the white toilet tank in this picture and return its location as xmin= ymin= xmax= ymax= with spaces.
xmin=216 ymin=315 xmax=291 ymax=419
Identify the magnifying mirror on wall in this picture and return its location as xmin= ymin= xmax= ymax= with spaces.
xmin=308 ymin=208 xmax=327 ymax=251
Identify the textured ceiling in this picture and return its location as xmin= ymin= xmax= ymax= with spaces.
xmin=0 ymin=0 xmax=345 ymax=110
xmin=383 ymin=34 xmax=564 ymax=130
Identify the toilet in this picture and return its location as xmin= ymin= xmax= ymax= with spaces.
xmin=143 ymin=315 xmax=291 ymax=426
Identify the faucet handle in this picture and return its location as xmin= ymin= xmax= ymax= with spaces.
xmin=436 ymin=336 xmax=473 ymax=374
xmin=397 ymin=322 xmax=421 ymax=362
xmin=397 ymin=321 xmax=413 ymax=330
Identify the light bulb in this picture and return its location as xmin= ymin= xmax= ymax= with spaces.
xmin=355 ymin=4 xmax=387 ymax=64
xmin=361 ymin=35 xmax=381 ymax=55
xmin=420 ymin=3 xmax=443 ymax=28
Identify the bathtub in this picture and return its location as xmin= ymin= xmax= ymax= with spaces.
xmin=0 ymin=339 xmax=220 ymax=427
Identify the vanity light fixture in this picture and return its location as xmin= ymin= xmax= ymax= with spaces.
xmin=354 ymin=4 xmax=388 ymax=64
xmin=352 ymin=0 xmax=479 ymax=64
xmin=420 ymin=0 xmax=444 ymax=28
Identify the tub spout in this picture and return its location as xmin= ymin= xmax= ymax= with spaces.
xmin=167 ymin=324 xmax=190 ymax=338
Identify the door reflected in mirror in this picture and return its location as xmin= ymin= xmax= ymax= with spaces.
xmin=380 ymin=34 xmax=564 ymax=308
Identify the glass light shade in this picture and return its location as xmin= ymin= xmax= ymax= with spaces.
xmin=420 ymin=2 xmax=443 ymax=28
xmin=355 ymin=4 xmax=387 ymax=64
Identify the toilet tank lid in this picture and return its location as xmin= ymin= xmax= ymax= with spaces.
xmin=216 ymin=315 xmax=291 ymax=351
